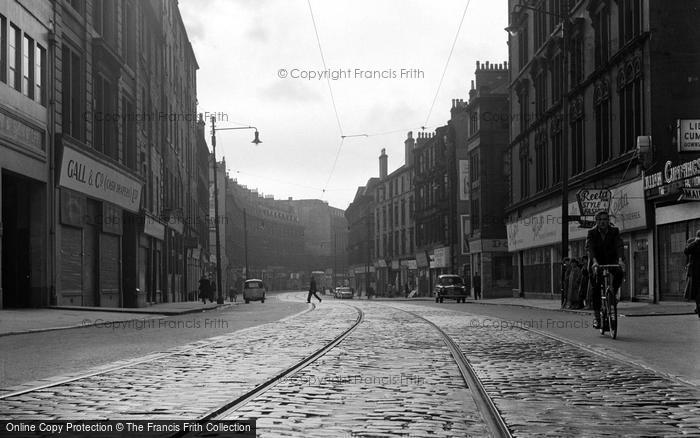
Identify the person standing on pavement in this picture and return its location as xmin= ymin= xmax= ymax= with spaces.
xmin=473 ymin=272 xmax=482 ymax=300
xmin=577 ymin=256 xmax=590 ymax=309
xmin=561 ymin=258 xmax=571 ymax=309
xmin=198 ymin=275 xmax=210 ymax=305
xmin=586 ymin=211 xmax=625 ymax=329
xmin=208 ymin=275 xmax=216 ymax=303
xmin=307 ymin=275 xmax=322 ymax=303
xmin=684 ymin=230 xmax=700 ymax=317
xmin=567 ymin=259 xmax=582 ymax=309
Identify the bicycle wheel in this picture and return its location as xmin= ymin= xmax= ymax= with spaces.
xmin=600 ymin=298 xmax=608 ymax=335
xmin=608 ymin=290 xmax=618 ymax=339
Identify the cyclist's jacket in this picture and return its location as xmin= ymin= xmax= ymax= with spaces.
xmin=585 ymin=226 xmax=624 ymax=265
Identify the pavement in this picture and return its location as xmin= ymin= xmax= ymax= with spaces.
xmin=0 ymin=300 xmax=236 ymax=336
xmin=354 ymin=295 xmax=697 ymax=317
xmin=0 ymin=293 xmax=695 ymax=337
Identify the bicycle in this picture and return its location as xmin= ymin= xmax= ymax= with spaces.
xmin=596 ymin=264 xmax=621 ymax=339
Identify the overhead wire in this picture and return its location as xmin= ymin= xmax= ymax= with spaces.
xmin=423 ymin=0 xmax=472 ymax=128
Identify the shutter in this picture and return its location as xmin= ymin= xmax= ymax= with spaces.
xmin=59 ymin=226 xmax=82 ymax=305
xmin=100 ymin=233 xmax=120 ymax=306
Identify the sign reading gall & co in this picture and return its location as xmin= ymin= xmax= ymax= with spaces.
xmin=59 ymin=145 xmax=143 ymax=213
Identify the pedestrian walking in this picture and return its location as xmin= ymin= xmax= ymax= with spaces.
xmin=561 ymin=257 xmax=571 ymax=308
xmin=404 ymin=283 xmax=410 ymax=298
xmin=198 ymin=275 xmax=210 ymax=305
xmin=208 ymin=276 xmax=216 ymax=303
xmin=577 ymin=256 xmax=590 ymax=309
xmin=684 ymin=231 xmax=700 ymax=317
xmin=473 ymin=272 xmax=482 ymax=300
xmin=567 ymin=259 xmax=583 ymax=309
xmin=307 ymin=275 xmax=322 ymax=303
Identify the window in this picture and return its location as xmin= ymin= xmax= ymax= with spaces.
xmin=471 ymin=199 xmax=480 ymax=231
xmin=519 ymin=140 xmax=530 ymax=199
xmin=551 ymin=54 xmax=563 ymax=105
xmin=518 ymin=23 xmax=529 ymax=70
xmin=551 ymin=119 xmax=562 ymax=183
xmin=571 ymin=99 xmax=585 ymax=175
xmin=62 ymin=45 xmax=83 ymax=140
xmin=534 ymin=71 xmax=546 ymax=119
xmin=535 ymin=131 xmax=548 ymax=191
xmin=93 ymin=0 xmax=115 ymax=45
xmin=618 ymin=60 xmax=644 ymax=153
xmin=22 ymin=35 xmax=34 ymax=98
xmin=123 ymin=97 xmax=137 ymax=170
xmin=9 ymin=24 xmax=20 ymax=90
xmin=594 ymin=81 xmax=611 ymax=164
xmin=534 ymin=7 xmax=547 ymax=49
xmin=619 ymin=0 xmax=642 ymax=46
xmin=519 ymin=87 xmax=529 ymax=133
xmin=35 ymin=44 xmax=46 ymax=105
xmin=469 ymin=111 xmax=478 ymax=135
xmin=93 ymin=73 xmax=117 ymax=160
xmin=593 ymin=7 xmax=610 ymax=68
xmin=571 ymin=35 xmax=584 ymax=85
xmin=122 ymin=1 xmax=136 ymax=67
xmin=0 ymin=15 xmax=6 ymax=83
xmin=69 ymin=0 xmax=84 ymax=13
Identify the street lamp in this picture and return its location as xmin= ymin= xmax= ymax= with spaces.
xmin=506 ymin=5 xmax=572 ymax=260
xmin=210 ymin=117 xmax=262 ymax=304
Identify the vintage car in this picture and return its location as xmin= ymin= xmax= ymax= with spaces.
xmin=243 ymin=279 xmax=266 ymax=303
xmin=434 ymin=274 xmax=468 ymax=303
xmin=334 ymin=287 xmax=354 ymax=299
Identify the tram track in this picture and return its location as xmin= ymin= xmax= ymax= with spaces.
xmin=386 ymin=305 xmax=512 ymax=438
xmin=0 ymin=301 xmax=318 ymax=402
xmin=171 ymin=304 xmax=364 ymax=437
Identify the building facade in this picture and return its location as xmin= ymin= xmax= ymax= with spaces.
xmin=345 ymin=178 xmax=379 ymax=294
xmin=505 ymin=0 xmax=699 ymax=301
xmin=0 ymin=0 xmax=203 ymax=309
xmin=452 ymin=61 xmax=513 ymax=298
xmin=0 ymin=1 xmax=52 ymax=308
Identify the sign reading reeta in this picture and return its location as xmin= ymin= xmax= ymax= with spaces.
xmin=576 ymin=189 xmax=612 ymax=216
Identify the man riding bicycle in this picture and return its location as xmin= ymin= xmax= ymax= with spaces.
xmin=585 ymin=211 xmax=625 ymax=329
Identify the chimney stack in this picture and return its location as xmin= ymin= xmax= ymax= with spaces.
xmin=379 ymin=148 xmax=388 ymax=178
xmin=405 ymin=131 xmax=415 ymax=167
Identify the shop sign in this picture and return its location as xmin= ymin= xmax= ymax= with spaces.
xmin=461 ymin=215 xmax=470 ymax=255
xmin=144 ymin=215 xmax=165 ymax=240
xmin=679 ymin=187 xmax=700 ymax=201
xmin=416 ymin=251 xmax=429 ymax=268
xmin=459 ymin=160 xmax=470 ymax=201
xmin=59 ymin=145 xmax=142 ymax=212
xmin=576 ymin=188 xmax=611 ymax=216
xmin=407 ymin=260 xmax=417 ymax=270
xmin=391 ymin=260 xmax=400 ymax=269
xmin=644 ymin=158 xmax=700 ymax=190
xmin=431 ymin=247 xmax=450 ymax=269
xmin=678 ymin=119 xmax=700 ymax=152
xmin=507 ymin=179 xmax=646 ymax=252
xmin=377 ymin=259 xmax=387 ymax=268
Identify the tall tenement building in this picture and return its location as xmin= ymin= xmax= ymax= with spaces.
xmin=1 ymin=0 xmax=206 ymax=308
xmin=505 ymin=0 xmax=700 ymax=301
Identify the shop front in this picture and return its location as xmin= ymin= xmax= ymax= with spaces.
xmin=644 ymin=157 xmax=700 ymax=301
xmin=468 ymin=239 xmax=512 ymax=298
xmin=56 ymin=142 xmax=142 ymax=307
xmin=507 ymin=179 xmax=649 ymax=300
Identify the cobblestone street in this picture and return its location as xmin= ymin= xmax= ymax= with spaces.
xmin=1 ymin=295 xmax=699 ymax=437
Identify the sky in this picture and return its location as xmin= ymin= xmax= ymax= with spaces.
xmin=179 ymin=0 xmax=508 ymax=210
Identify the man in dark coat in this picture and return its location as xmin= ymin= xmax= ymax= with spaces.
xmin=473 ymin=272 xmax=482 ymax=300
xmin=586 ymin=211 xmax=625 ymax=328
xmin=198 ymin=275 xmax=210 ymax=305
xmin=307 ymin=275 xmax=322 ymax=303
xmin=684 ymin=230 xmax=700 ymax=317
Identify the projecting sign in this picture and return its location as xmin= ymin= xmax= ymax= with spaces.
xmin=678 ymin=119 xmax=700 ymax=152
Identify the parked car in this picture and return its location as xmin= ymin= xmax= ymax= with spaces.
xmin=334 ymin=287 xmax=353 ymax=299
xmin=434 ymin=274 xmax=468 ymax=303
xmin=243 ymin=279 xmax=266 ymax=303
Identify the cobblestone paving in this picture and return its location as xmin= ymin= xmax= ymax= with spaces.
xmin=0 ymin=305 xmax=358 ymax=419
xmin=221 ymin=303 xmax=491 ymax=438
xmin=389 ymin=304 xmax=700 ymax=437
